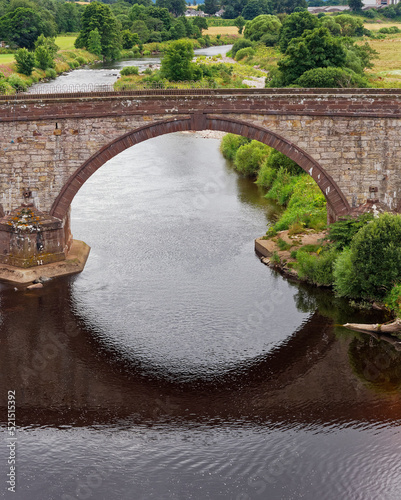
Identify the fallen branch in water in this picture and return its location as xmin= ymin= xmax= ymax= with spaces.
xmin=343 ymin=318 xmax=401 ymax=333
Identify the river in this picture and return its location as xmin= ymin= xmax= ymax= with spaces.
xmin=2 ymin=51 xmax=401 ymax=500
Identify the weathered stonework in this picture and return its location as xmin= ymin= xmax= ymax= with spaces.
xmin=0 ymin=89 xmax=400 ymax=268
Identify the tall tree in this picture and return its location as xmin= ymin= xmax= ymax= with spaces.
xmin=204 ymin=0 xmax=219 ymax=15
xmin=0 ymin=7 xmax=45 ymax=49
xmin=156 ymin=0 xmax=187 ymax=17
xmin=348 ymin=0 xmax=363 ymax=12
xmin=160 ymin=39 xmax=194 ymax=80
xmin=278 ymin=10 xmax=318 ymax=52
xmin=75 ymin=1 xmax=121 ymax=60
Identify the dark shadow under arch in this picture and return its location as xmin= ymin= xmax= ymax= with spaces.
xmin=50 ymin=116 xmax=351 ymax=220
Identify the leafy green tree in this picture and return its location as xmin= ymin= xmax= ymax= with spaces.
xmin=234 ymin=140 xmax=270 ymax=177
xmin=334 ymin=14 xmax=364 ymax=37
xmin=192 ymin=16 xmax=208 ymax=34
xmin=75 ymin=1 xmax=121 ymax=60
xmin=55 ymin=2 xmax=82 ymax=33
xmin=14 ymin=47 xmax=35 ymax=75
xmin=204 ymin=0 xmax=219 ymax=15
xmin=334 ymin=213 xmax=401 ymax=299
xmin=319 ymin=16 xmax=341 ymax=36
xmin=87 ymin=28 xmax=102 ymax=56
xmin=156 ymin=0 xmax=186 ymax=17
xmin=0 ymin=7 xmax=45 ymax=49
xmin=34 ymin=34 xmax=58 ymax=71
xmin=230 ymin=37 xmax=254 ymax=58
xmin=348 ymin=0 xmax=363 ymax=12
xmin=243 ymin=14 xmax=281 ymax=42
xmin=131 ymin=20 xmax=150 ymax=42
xmin=121 ymin=29 xmax=140 ymax=49
xmin=160 ymin=39 xmax=194 ymax=81
xmin=275 ymin=27 xmax=346 ymax=86
xmin=234 ymin=15 xmax=246 ymax=34
xmin=278 ymin=10 xmax=318 ymax=52
xmin=222 ymin=0 xmax=248 ymax=19
xmin=242 ymin=0 xmax=273 ymax=20
xmin=274 ymin=0 xmax=308 ymax=14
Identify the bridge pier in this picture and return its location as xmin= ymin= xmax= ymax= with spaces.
xmin=0 ymin=207 xmax=89 ymax=284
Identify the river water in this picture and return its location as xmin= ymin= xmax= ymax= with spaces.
xmin=2 ymin=51 xmax=401 ymax=500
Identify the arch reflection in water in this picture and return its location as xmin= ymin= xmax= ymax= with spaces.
xmin=0 ymin=133 xmax=400 ymax=500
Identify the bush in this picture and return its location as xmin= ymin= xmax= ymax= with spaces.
xmin=7 ymin=74 xmax=27 ymax=92
xmin=271 ymin=174 xmax=327 ymax=230
xmin=235 ymin=47 xmax=255 ymax=61
xmin=265 ymin=167 xmax=299 ymax=206
xmin=334 ymin=213 xmax=401 ymax=299
xmin=234 ymin=140 xmax=271 ymax=177
xmin=231 ymin=39 xmax=254 ymax=58
xmin=296 ymin=67 xmax=369 ymax=88
xmin=220 ymin=134 xmax=250 ymax=161
xmin=14 ymin=48 xmax=35 ymax=76
xmin=45 ymin=68 xmax=57 ymax=79
xmin=327 ymin=213 xmax=374 ymax=251
xmin=333 ymin=247 xmax=359 ymax=298
xmin=256 ymin=162 xmax=277 ymax=189
xmin=384 ymin=284 xmax=401 ymax=317
xmin=120 ymin=66 xmax=139 ymax=76
xmin=296 ymin=248 xmax=338 ymax=286
xmin=0 ymin=80 xmax=14 ymax=95
xmin=378 ymin=26 xmax=401 ymax=34
xmin=75 ymin=56 xmax=86 ymax=65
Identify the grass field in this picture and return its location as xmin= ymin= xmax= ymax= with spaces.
xmin=364 ymin=22 xmax=401 ymax=30
xmin=0 ymin=53 xmax=15 ymax=64
xmin=364 ymin=37 xmax=401 ymax=86
xmin=55 ymin=36 xmax=77 ymax=50
xmin=205 ymin=26 xmax=239 ymax=36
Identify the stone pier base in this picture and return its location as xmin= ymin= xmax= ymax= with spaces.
xmin=0 ymin=239 xmax=90 ymax=285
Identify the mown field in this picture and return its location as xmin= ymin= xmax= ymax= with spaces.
xmin=205 ymin=26 xmax=239 ymax=35
xmin=365 ymin=37 xmax=401 ymax=87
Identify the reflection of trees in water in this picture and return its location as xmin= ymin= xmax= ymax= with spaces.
xmin=348 ymin=334 xmax=401 ymax=393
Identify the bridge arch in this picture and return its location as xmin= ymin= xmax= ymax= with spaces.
xmin=50 ymin=116 xmax=350 ymax=221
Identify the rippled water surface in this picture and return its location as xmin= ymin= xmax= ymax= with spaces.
xmin=1 ymin=133 xmax=401 ymax=500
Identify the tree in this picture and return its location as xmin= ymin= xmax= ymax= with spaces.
xmin=156 ymin=0 xmax=187 ymax=17
xmin=34 ymin=34 xmax=59 ymax=71
xmin=87 ymin=28 xmax=102 ymax=56
xmin=274 ymin=0 xmax=308 ymax=14
xmin=334 ymin=14 xmax=364 ymax=37
xmin=234 ymin=16 xmax=246 ymax=34
xmin=275 ymin=27 xmax=346 ymax=86
xmin=121 ymin=29 xmax=140 ymax=49
xmin=348 ymin=0 xmax=363 ymax=12
xmin=160 ymin=39 xmax=194 ymax=81
xmin=192 ymin=16 xmax=208 ymax=34
xmin=204 ymin=0 xmax=219 ymax=15
xmin=222 ymin=0 xmax=248 ymax=19
xmin=242 ymin=0 xmax=273 ymax=20
xmin=75 ymin=2 xmax=121 ymax=60
xmin=243 ymin=14 xmax=281 ymax=42
xmin=14 ymin=47 xmax=35 ymax=75
xmin=278 ymin=10 xmax=318 ymax=52
xmin=334 ymin=214 xmax=401 ymax=299
xmin=0 ymin=7 xmax=45 ymax=49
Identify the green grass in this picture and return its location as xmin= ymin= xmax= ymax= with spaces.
xmin=55 ymin=36 xmax=78 ymax=50
xmin=0 ymin=54 xmax=15 ymax=64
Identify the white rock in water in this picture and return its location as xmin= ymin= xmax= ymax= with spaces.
xmin=27 ymin=283 xmax=44 ymax=290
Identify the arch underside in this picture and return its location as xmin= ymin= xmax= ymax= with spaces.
xmin=50 ymin=116 xmax=351 ymax=221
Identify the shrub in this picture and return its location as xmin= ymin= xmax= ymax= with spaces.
xmin=7 ymin=74 xmax=27 ymax=92
xmin=271 ymin=175 xmax=327 ymax=231
xmin=384 ymin=284 xmax=401 ymax=317
xmin=234 ymin=140 xmax=271 ymax=177
xmin=327 ymin=213 xmax=374 ymax=251
xmin=45 ymin=68 xmax=57 ymax=79
xmin=334 ymin=213 xmax=401 ymax=299
xmin=15 ymin=48 xmax=35 ymax=76
xmin=333 ymin=247 xmax=359 ymax=298
xmin=256 ymin=162 xmax=277 ymax=189
xmin=296 ymin=248 xmax=338 ymax=286
xmin=231 ymin=39 xmax=254 ymax=58
xmin=378 ymin=26 xmax=401 ymax=34
xmin=75 ymin=56 xmax=86 ymax=65
xmin=120 ymin=66 xmax=139 ymax=76
xmin=263 ymin=150 xmax=303 ymax=176
xmin=235 ymin=47 xmax=255 ymax=61
xmin=296 ymin=67 xmax=369 ymax=88
xmin=0 ymin=80 xmax=14 ymax=94
xmin=220 ymin=133 xmax=250 ymax=161
xmin=277 ymin=238 xmax=292 ymax=251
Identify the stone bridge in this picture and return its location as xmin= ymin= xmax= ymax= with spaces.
xmin=0 ymin=88 xmax=400 ymax=274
